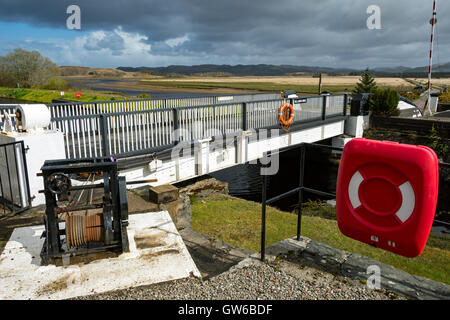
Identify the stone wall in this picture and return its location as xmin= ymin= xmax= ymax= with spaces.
xmin=149 ymin=178 xmax=229 ymax=230
xmin=369 ymin=115 xmax=450 ymax=138
xmin=364 ymin=117 xmax=450 ymax=218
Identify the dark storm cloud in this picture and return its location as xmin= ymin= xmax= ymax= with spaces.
xmin=84 ymin=30 xmax=125 ymax=55
xmin=0 ymin=0 xmax=448 ymax=68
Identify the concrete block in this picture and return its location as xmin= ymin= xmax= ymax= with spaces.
xmin=0 ymin=211 xmax=201 ymax=300
xmin=149 ymin=184 xmax=179 ymax=204
xmin=344 ymin=115 xmax=370 ymax=138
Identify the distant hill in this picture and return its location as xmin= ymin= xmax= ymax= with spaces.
xmin=117 ymin=64 xmax=359 ymax=76
xmin=410 ymin=62 xmax=450 ymax=73
xmin=117 ymin=63 xmax=450 ymax=77
xmin=60 ymin=63 xmax=450 ymax=78
xmin=60 ymin=66 xmax=136 ymax=77
xmin=372 ymin=66 xmax=412 ymax=73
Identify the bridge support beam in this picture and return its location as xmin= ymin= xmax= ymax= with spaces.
xmin=236 ymin=131 xmax=252 ymax=164
xmin=344 ymin=115 xmax=370 ymax=138
xmin=195 ymin=138 xmax=212 ymax=176
xmin=120 ymin=119 xmax=347 ymax=189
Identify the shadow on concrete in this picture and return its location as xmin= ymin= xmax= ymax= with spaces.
xmin=179 ymin=228 xmax=253 ymax=279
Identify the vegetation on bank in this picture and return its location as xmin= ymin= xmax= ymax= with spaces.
xmin=399 ymin=89 xmax=421 ymax=102
xmin=138 ymin=79 xmax=355 ymax=94
xmin=137 ymin=77 xmax=414 ymax=95
xmin=0 ymin=48 xmax=129 ymax=103
xmin=0 ymin=48 xmax=59 ymax=88
xmin=190 ymin=193 xmax=450 ymax=285
xmin=0 ymin=87 xmax=127 ymax=103
xmin=369 ymin=89 xmax=400 ymax=117
xmin=439 ymin=92 xmax=450 ymax=104
xmin=429 ymin=125 xmax=450 ymax=160
xmin=353 ymin=68 xmax=377 ymax=94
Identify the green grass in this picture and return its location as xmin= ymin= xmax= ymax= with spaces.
xmin=139 ymin=80 xmax=353 ymax=94
xmin=191 ymin=193 xmax=450 ymax=285
xmin=140 ymin=80 xmax=413 ymax=95
xmin=0 ymin=86 xmax=128 ymax=103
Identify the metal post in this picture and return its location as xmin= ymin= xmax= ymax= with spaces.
xmin=20 ymin=141 xmax=31 ymax=207
xmin=172 ymin=108 xmax=179 ymax=145
xmin=43 ymin=178 xmax=61 ymax=257
xmin=102 ymin=171 xmax=114 ymax=245
xmin=261 ymin=170 xmax=268 ymax=261
xmin=426 ymin=0 xmax=437 ymax=115
xmin=110 ymin=166 xmax=120 ymax=242
xmin=12 ymin=145 xmax=23 ymax=209
xmin=4 ymin=145 xmax=14 ymax=210
xmin=242 ymin=102 xmax=247 ymax=131
xmin=0 ymin=146 xmax=5 ymax=215
xmin=343 ymin=94 xmax=348 ymax=116
xmin=100 ymin=115 xmax=110 ymax=157
xmin=297 ymin=145 xmax=306 ymax=241
xmin=318 ymin=73 xmax=322 ymax=95
xmin=321 ymin=95 xmax=327 ymax=121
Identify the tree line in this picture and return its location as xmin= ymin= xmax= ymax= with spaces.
xmin=0 ymin=48 xmax=63 ymax=89
xmin=353 ymin=68 xmax=400 ymax=117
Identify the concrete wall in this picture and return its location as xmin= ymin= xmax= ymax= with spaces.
xmin=369 ymin=116 xmax=450 ymax=138
xmin=0 ymin=131 xmax=66 ymax=206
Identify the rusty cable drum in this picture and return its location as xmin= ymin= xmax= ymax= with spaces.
xmin=76 ymin=215 xmax=81 ymax=247
xmin=77 ymin=216 xmax=82 ymax=247
xmin=66 ymin=213 xmax=104 ymax=249
xmin=72 ymin=215 xmax=77 ymax=247
xmin=74 ymin=215 xmax=80 ymax=248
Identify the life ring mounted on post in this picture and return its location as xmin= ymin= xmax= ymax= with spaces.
xmin=347 ymin=166 xmax=416 ymax=227
xmin=336 ymin=138 xmax=440 ymax=258
xmin=278 ymin=103 xmax=295 ymax=130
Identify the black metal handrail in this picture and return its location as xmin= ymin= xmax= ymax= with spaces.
xmin=0 ymin=141 xmax=32 ymax=219
xmin=259 ymin=143 xmax=449 ymax=261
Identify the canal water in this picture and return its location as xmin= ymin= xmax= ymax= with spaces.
xmin=210 ymin=142 xmax=449 ymax=234
xmin=69 ymin=79 xmax=217 ymax=99
xmin=211 ymin=142 xmax=339 ymax=212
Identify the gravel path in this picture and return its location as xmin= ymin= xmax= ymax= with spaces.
xmin=74 ymin=258 xmax=403 ymax=300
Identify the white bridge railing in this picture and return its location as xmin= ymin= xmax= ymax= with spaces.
xmin=1 ymin=93 xmax=347 ymax=160
xmin=47 ymin=92 xmax=281 ymax=118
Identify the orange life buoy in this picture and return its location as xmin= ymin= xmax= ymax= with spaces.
xmin=278 ymin=103 xmax=295 ymax=127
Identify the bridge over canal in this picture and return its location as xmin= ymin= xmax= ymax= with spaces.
xmin=0 ymin=92 xmax=363 ymax=207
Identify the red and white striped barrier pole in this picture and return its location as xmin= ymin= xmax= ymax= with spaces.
xmin=426 ymin=0 xmax=437 ymax=115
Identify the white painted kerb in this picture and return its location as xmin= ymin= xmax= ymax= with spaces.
xmin=0 ymin=211 xmax=201 ymax=300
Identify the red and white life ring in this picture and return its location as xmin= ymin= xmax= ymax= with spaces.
xmin=348 ymin=169 xmax=415 ymax=224
xmin=336 ymin=138 xmax=439 ymax=258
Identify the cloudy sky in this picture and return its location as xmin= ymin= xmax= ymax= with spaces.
xmin=0 ymin=0 xmax=448 ymax=69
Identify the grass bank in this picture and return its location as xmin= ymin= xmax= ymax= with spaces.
xmin=138 ymin=80 xmax=352 ymax=94
xmin=191 ymin=193 xmax=450 ymax=285
xmin=0 ymin=87 xmax=128 ymax=103
xmin=139 ymin=79 xmax=413 ymax=95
